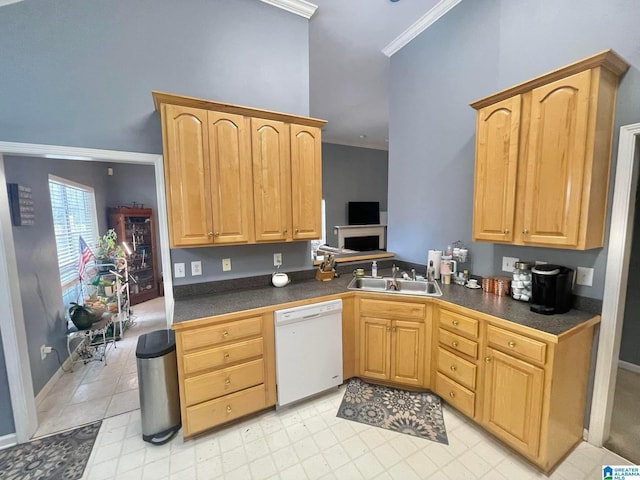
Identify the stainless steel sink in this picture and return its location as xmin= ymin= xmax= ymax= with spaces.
xmin=347 ymin=276 xmax=442 ymax=297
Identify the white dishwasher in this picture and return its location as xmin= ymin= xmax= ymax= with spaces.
xmin=274 ymin=299 xmax=343 ymax=407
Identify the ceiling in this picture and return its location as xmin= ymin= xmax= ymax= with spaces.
xmin=309 ymin=0 xmax=444 ymax=151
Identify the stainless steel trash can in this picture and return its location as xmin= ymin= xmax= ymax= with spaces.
xmin=136 ymin=329 xmax=181 ymax=444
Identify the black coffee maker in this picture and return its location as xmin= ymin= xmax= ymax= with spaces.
xmin=530 ymin=264 xmax=574 ymax=315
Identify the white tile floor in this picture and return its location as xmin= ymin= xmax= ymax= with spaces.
xmin=81 ymin=385 xmax=630 ymax=480
xmin=34 ymin=297 xmax=167 ymax=438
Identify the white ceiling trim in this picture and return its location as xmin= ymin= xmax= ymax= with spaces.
xmin=259 ymin=0 xmax=318 ymax=19
xmin=0 ymin=0 xmax=24 ymax=6
xmin=382 ymin=0 xmax=462 ymax=57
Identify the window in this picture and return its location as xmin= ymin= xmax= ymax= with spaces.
xmin=48 ymin=175 xmax=98 ymax=306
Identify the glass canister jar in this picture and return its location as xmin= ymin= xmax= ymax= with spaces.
xmin=511 ymin=262 xmax=533 ymax=301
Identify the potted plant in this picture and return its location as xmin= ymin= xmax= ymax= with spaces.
xmin=95 ymin=229 xmax=124 ymax=269
xmin=68 ymin=302 xmax=99 ymax=330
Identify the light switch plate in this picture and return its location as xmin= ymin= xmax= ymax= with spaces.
xmin=222 ymin=258 xmax=231 ymax=272
xmin=576 ymin=267 xmax=594 ymax=286
xmin=502 ymin=256 xmax=519 ymax=273
xmin=191 ymin=261 xmax=202 ymax=276
xmin=174 ymin=262 xmax=185 ymax=278
xmin=274 ymin=253 xmax=282 ymax=267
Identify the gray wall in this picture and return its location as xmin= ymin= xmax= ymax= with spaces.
xmin=0 ymin=332 xmax=15 ymax=436
xmin=388 ymin=0 xmax=640 ymax=300
xmin=0 ymin=0 xmax=310 ymax=435
xmin=620 ymin=138 xmax=640 ymax=365
xmin=322 ymin=143 xmax=388 ymax=247
xmin=4 ymin=156 xmax=110 ymax=396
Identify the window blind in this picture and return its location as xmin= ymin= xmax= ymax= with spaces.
xmin=48 ymin=177 xmax=98 ymax=289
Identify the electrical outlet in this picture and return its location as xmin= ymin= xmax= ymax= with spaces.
xmin=222 ymin=258 xmax=231 ymax=272
xmin=40 ymin=344 xmax=51 ymax=360
xmin=502 ymin=256 xmax=519 ymax=273
xmin=576 ymin=267 xmax=594 ymax=286
xmin=274 ymin=253 xmax=282 ymax=267
xmin=174 ymin=262 xmax=185 ymax=278
xmin=191 ymin=261 xmax=202 ymax=276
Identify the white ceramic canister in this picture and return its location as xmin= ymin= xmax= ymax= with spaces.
xmin=428 ymin=250 xmax=442 ymax=280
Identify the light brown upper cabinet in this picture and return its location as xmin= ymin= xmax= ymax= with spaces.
xmin=471 ymin=50 xmax=629 ymax=250
xmin=153 ymin=92 xmax=326 ymax=248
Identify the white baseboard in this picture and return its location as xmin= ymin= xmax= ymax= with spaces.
xmin=0 ymin=433 xmax=17 ymax=450
xmin=35 ymin=348 xmax=77 ymax=408
xmin=618 ymin=360 xmax=640 ymax=374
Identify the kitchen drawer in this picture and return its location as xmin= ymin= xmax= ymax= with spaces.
xmin=437 ymin=347 xmax=477 ymax=391
xmin=439 ymin=328 xmax=478 ymax=359
xmin=439 ymin=308 xmax=479 ymax=339
xmin=359 ymin=298 xmax=425 ymax=320
xmin=183 ymin=338 xmax=263 ymax=376
xmin=487 ymin=325 xmax=547 ymax=365
xmin=184 ymin=359 xmax=264 ymax=406
xmin=181 ymin=316 xmax=262 ymax=352
xmin=185 ymin=384 xmax=266 ymax=436
xmin=435 ymin=372 xmax=475 ymax=418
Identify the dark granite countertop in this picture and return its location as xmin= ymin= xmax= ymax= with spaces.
xmin=173 ymin=268 xmax=598 ymax=336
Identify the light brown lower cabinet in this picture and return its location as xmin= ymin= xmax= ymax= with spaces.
xmin=172 ymin=293 xmax=598 ymax=473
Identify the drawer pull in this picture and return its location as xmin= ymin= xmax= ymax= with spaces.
xmin=450 ymin=365 xmax=457 ymax=372
xmin=504 ymin=228 xmax=509 ymax=234
xmin=225 ymin=378 xmax=231 ymax=386
xmin=226 ymin=405 xmax=232 ymax=414
xmin=223 ymin=353 xmax=230 ymax=360
xmin=223 ymin=331 xmax=229 ymax=338
xmin=214 ymin=232 xmax=220 ymax=237
xmin=452 ymin=320 xmax=459 ymax=326
xmin=283 ymin=228 xmax=288 ymax=234
xmin=295 ymin=229 xmax=300 ymax=233
xmin=485 ymin=356 xmax=492 ymax=363
xmin=449 ymin=391 xmax=455 ymax=398
xmin=508 ymin=341 xmax=516 ymax=348
xmin=208 ymin=231 xmax=214 ymax=237
xmin=451 ymin=341 xmax=459 ymax=348
xmin=523 ymin=228 xmax=529 ymax=235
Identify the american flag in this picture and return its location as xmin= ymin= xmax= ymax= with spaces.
xmin=78 ymin=236 xmax=94 ymax=280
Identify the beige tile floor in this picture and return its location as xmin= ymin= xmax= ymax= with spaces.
xmin=34 ymin=297 xmax=168 ymax=438
xmin=80 ymin=385 xmax=631 ymax=480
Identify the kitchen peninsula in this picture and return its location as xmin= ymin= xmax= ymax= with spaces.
xmin=172 ymin=266 xmax=598 ymax=473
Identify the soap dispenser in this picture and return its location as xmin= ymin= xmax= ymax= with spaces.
xmin=371 ymin=261 xmax=378 ymax=278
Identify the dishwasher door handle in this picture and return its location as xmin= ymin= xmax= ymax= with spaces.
xmin=275 ymin=312 xmax=325 ymax=326
xmin=303 ymin=313 xmax=321 ymax=320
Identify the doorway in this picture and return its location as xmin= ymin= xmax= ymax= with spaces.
xmin=0 ymin=142 xmax=174 ymax=444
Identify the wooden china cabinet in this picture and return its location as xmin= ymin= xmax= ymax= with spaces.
xmin=108 ymin=207 xmax=159 ymax=305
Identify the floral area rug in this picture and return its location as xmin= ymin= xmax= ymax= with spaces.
xmin=337 ymin=378 xmax=448 ymax=445
xmin=0 ymin=421 xmax=101 ymax=480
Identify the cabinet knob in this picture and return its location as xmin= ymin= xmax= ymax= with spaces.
xmin=225 ymin=378 xmax=231 ymax=386
xmin=508 ymin=341 xmax=516 ymax=348
xmin=223 ymin=353 xmax=230 ymax=360
xmin=392 ymin=327 xmax=397 ymax=332
xmin=226 ymin=405 xmax=232 ymax=414
xmin=223 ymin=330 xmax=229 ymax=337
xmin=449 ymin=392 xmax=455 ymax=398
xmin=386 ymin=327 xmax=392 ymax=332
xmin=214 ymin=232 xmax=220 ymax=237
xmin=523 ymin=228 xmax=529 ymax=235
xmin=283 ymin=228 xmax=288 ymax=234
xmin=451 ymin=341 xmax=459 ymax=348
xmin=295 ymin=229 xmax=300 ymax=234
xmin=504 ymin=229 xmax=509 ymax=234
xmin=450 ymin=365 xmax=457 ymax=372
xmin=452 ymin=320 xmax=459 ymax=326
xmin=485 ymin=356 xmax=492 ymax=363
xmin=208 ymin=232 xmax=214 ymax=237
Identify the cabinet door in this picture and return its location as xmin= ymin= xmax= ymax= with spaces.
xmin=523 ymin=70 xmax=591 ymax=247
xmin=290 ymin=124 xmax=322 ymax=240
xmin=208 ymin=112 xmax=253 ymax=244
xmin=359 ymin=317 xmax=390 ymax=381
xmin=251 ymin=119 xmax=291 ymax=242
xmin=163 ymin=105 xmax=213 ymax=246
xmin=390 ymin=320 xmax=425 ymax=386
xmin=483 ymin=347 xmax=544 ymax=458
xmin=473 ymin=95 xmax=521 ymax=242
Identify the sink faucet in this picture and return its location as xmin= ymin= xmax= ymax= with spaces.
xmin=388 ymin=264 xmax=400 ymax=291
xmin=411 ymin=269 xmax=416 ymax=281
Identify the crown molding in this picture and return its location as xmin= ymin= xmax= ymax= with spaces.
xmin=382 ymin=0 xmax=462 ymax=57
xmin=259 ymin=0 xmax=318 ymax=19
